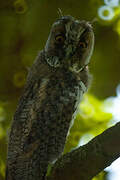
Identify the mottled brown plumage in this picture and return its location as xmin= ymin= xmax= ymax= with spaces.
xmin=6 ymin=15 xmax=94 ymax=180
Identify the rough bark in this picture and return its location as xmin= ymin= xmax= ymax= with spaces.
xmin=47 ymin=122 xmax=120 ymax=180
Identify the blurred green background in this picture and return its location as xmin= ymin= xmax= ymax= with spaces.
xmin=0 ymin=0 xmax=120 ymax=179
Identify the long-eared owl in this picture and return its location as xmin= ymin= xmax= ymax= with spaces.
xmin=6 ymin=15 xmax=94 ymax=180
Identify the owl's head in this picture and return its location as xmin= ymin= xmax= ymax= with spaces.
xmin=45 ymin=15 xmax=94 ymax=72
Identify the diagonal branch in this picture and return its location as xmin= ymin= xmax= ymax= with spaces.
xmin=47 ymin=122 xmax=120 ymax=180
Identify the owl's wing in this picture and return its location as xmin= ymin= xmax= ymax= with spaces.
xmin=8 ymin=50 xmax=49 ymax=153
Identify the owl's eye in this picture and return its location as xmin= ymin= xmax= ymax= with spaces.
xmin=79 ymin=42 xmax=87 ymax=49
xmin=55 ymin=34 xmax=65 ymax=44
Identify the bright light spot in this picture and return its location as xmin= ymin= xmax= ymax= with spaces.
xmin=104 ymin=84 xmax=120 ymax=123
xmin=98 ymin=5 xmax=114 ymax=20
xmin=79 ymin=133 xmax=94 ymax=146
xmin=101 ymin=84 xmax=120 ymax=179
xmin=116 ymin=84 xmax=120 ymax=97
xmin=104 ymin=97 xmax=120 ymax=123
xmin=106 ymin=158 xmax=120 ymax=180
xmin=104 ymin=0 xmax=120 ymax=7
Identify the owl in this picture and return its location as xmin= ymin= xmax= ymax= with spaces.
xmin=6 ymin=15 xmax=94 ymax=180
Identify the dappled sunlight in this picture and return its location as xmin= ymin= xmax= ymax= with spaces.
xmin=103 ymin=84 xmax=120 ymax=179
xmin=79 ymin=94 xmax=112 ymax=131
xmin=98 ymin=5 xmax=115 ymax=21
xmin=79 ymin=133 xmax=94 ymax=146
xmin=97 ymin=0 xmax=120 ymax=26
xmin=64 ymin=94 xmax=112 ymax=153
xmin=103 ymin=84 xmax=120 ymax=124
xmin=106 ymin=157 xmax=120 ymax=180
xmin=104 ymin=0 xmax=120 ymax=7
xmin=79 ymin=85 xmax=120 ymax=180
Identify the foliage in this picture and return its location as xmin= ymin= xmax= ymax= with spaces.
xmin=64 ymin=94 xmax=112 ymax=153
xmin=93 ymin=171 xmax=108 ymax=180
xmin=1 ymin=0 xmax=120 ymax=179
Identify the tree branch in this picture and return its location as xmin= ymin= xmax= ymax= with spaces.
xmin=47 ymin=122 xmax=120 ymax=180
